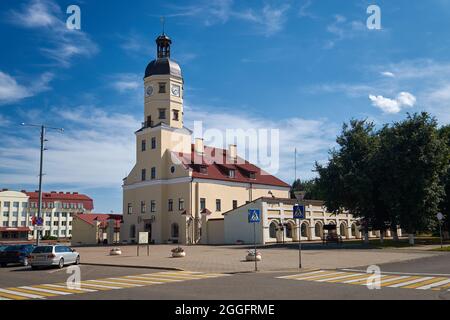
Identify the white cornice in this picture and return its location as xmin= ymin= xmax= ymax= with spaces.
xmin=122 ymin=177 xmax=192 ymax=190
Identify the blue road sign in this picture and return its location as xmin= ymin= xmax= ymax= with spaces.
xmin=248 ymin=209 xmax=261 ymax=223
xmin=36 ymin=217 xmax=43 ymax=226
xmin=293 ymin=205 xmax=305 ymax=219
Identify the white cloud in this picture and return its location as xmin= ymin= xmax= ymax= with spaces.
xmin=381 ymin=71 xmax=395 ymax=78
xmin=325 ymin=14 xmax=368 ymax=49
xmin=164 ymin=0 xmax=290 ymax=37
xmin=109 ymin=74 xmax=141 ymax=93
xmin=0 ymin=106 xmax=139 ymax=187
xmin=0 ymin=71 xmax=53 ymax=105
xmin=0 ymin=115 xmax=11 ymax=127
xmin=8 ymin=0 xmax=98 ymax=67
xmin=369 ymin=92 xmax=416 ymax=114
xmin=185 ymin=105 xmax=338 ymax=181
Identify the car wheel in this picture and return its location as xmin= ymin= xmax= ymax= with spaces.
xmin=31 ymin=266 xmax=39 ymax=270
xmin=58 ymin=258 xmax=64 ymax=269
xmin=0 ymin=263 xmax=7 ymax=268
xmin=75 ymin=256 xmax=80 ymax=265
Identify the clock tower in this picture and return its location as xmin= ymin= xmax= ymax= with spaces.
xmin=143 ymin=32 xmax=184 ymax=129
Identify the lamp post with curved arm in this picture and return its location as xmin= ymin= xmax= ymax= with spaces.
xmin=21 ymin=123 xmax=64 ymax=246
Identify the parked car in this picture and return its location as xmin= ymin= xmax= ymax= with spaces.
xmin=0 ymin=244 xmax=36 ymax=267
xmin=29 ymin=245 xmax=80 ymax=269
xmin=0 ymin=245 xmax=8 ymax=252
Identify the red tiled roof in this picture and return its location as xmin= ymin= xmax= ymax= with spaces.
xmin=74 ymin=214 xmax=122 ymax=229
xmin=25 ymin=191 xmax=94 ymax=211
xmin=172 ymin=145 xmax=290 ymax=188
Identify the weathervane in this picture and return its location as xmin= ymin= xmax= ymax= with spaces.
xmin=160 ymin=16 xmax=165 ymax=35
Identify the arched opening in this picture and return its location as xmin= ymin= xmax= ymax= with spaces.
xmin=301 ymin=223 xmax=309 ymax=238
xmin=315 ymin=222 xmax=323 ymax=238
xmin=340 ymin=223 xmax=347 ymax=238
xmin=171 ymin=223 xmax=179 ymax=238
xmin=269 ymin=222 xmax=277 ymax=239
xmin=351 ymin=224 xmax=357 ymax=237
xmin=286 ymin=222 xmax=293 ymax=238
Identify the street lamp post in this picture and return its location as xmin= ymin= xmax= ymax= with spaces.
xmin=21 ymin=123 xmax=64 ymax=246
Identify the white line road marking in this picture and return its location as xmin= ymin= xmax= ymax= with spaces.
xmin=0 ymin=288 xmax=44 ymax=299
xmin=0 ymin=297 xmax=11 ymax=300
xmin=341 ymin=269 xmax=450 ymax=277
xmin=388 ymin=277 xmax=434 ymax=288
xmin=79 ymin=283 xmax=123 ymax=289
xmin=293 ymin=272 xmax=346 ymax=281
xmin=123 ymin=276 xmax=164 ymax=284
xmin=19 ymin=286 xmax=72 ymax=295
xmin=416 ymin=279 xmax=450 ymax=290
xmin=277 ymin=270 xmax=326 ymax=279
xmin=342 ymin=273 xmax=396 ymax=283
xmin=316 ymin=273 xmax=365 ymax=282
xmin=44 ymin=284 xmax=97 ymax=293
xmin=108 ymin=277 xmax=162 ymax=285
xmin=87 ymin=280 xmax=144 ymax=287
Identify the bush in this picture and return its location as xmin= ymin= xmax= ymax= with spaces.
xmin=41 ymin=235 xmax=58 ymax=241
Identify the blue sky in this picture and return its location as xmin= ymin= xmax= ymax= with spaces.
xmin=1 ymin=0 xmax=450 ymax=213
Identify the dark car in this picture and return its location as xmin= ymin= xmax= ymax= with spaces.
xmin=0 ymin=244 xmax=36 ymax=267
xmin=0 ymin=245 xmax=8 ymax=252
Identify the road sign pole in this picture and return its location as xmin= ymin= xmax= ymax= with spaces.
xmin=439 ymin=221 xmax=443 ymax=249
xmin=254 ymin=222 xmax=257 ymax=272
xmin=298 ymin=219 xmax=302 ymax=269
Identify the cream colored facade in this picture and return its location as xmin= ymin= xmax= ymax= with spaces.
xmin=121 ymin=34 xmax=290 ymax=245
xmin=224 ymin=198 xmax=361 ymax=245
xmin=71 ymin=215 xmax=120 ymax=246
xmin=0 ymin=191 xmax=31 ymax=240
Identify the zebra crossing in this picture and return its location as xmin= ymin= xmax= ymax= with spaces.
xmin=0 ymin=271 xmax=230 ymax=300
xmin=277 ymin=270 xmax=450 ymax=291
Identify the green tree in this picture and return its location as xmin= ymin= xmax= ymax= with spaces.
xmin=378 ymin=113 xmax=448 ymax=244
xmin=315 ymin=119 xmax=384 ymax=241
xmin=291 ymin=178 xmax=323 ymax=200
xmin=438 ymin=125 xmax=450 ymax=234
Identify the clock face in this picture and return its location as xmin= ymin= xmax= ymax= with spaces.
xmin=145 ymin=85 xmax=154 ymax=97
xmin=171 ymin=85 xmax=181 ymax=97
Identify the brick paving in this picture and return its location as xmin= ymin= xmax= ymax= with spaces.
xmin=75 ymin=243 xmax=440 ymax=273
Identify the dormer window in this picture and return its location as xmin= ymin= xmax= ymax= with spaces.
xmin=229 ymin=170 xmax=235 ymax=178
xmin=249 ymin=172 xmax=256 ymax=180
xmin=199 ymin=166 xmax=208 ymax=174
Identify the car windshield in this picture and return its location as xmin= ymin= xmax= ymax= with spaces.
xmin=4 ymin=245 xmax=22 ymax=252
xmin=32 ymin=246 xmax=53 ymax=254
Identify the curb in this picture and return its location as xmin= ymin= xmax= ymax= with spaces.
xmin=81 ymin=263 xmax=184 ymax=272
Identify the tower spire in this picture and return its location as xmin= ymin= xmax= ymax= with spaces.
xmin=156 ymin=18 xmax=171 ymax=59
xmin=160 ymin=16 xmax=165 ymax=35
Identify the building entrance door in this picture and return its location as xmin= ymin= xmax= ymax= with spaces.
xmin=144 ymin=222 xmax=152 ymax=243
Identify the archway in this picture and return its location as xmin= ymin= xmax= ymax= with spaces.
xmin=269 ymin=221 xmax=277 ymax=239
xmin=301 ymin=222 xmax=310 ymax=240
xmin=314 ymin=222 xmax=323 ymax=239
xmin=351 ymin=223 xmax=357 ymax=237
xmin=340 ymin=222 xmax=348 ymax=238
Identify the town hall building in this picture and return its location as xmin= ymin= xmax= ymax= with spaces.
xmin=121 ymin=32 xmax=291 ymax=245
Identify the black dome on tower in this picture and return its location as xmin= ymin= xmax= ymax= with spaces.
xmin=144 ymin=33 xmax=182 ymax=79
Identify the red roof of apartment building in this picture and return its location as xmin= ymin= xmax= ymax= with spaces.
xmin=172 ymin=144 xmax=290 ymax=188
xmin=25 ymin=191 xmax=94 ymax=211
xmin=74 ymin=214 xmax=123 ymax=229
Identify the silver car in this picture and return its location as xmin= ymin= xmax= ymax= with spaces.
xmin=29 ymin=245 xmax=80 ymax=269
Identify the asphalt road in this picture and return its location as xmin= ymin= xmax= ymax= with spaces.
xmin=0 ymin=253 xmax=448 ymax=300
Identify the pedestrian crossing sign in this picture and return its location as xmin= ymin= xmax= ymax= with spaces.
xmin=248 ymin=209 xmax=261 ymax=223
xmin=293 ymin=205 xmax=305 ymax=219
